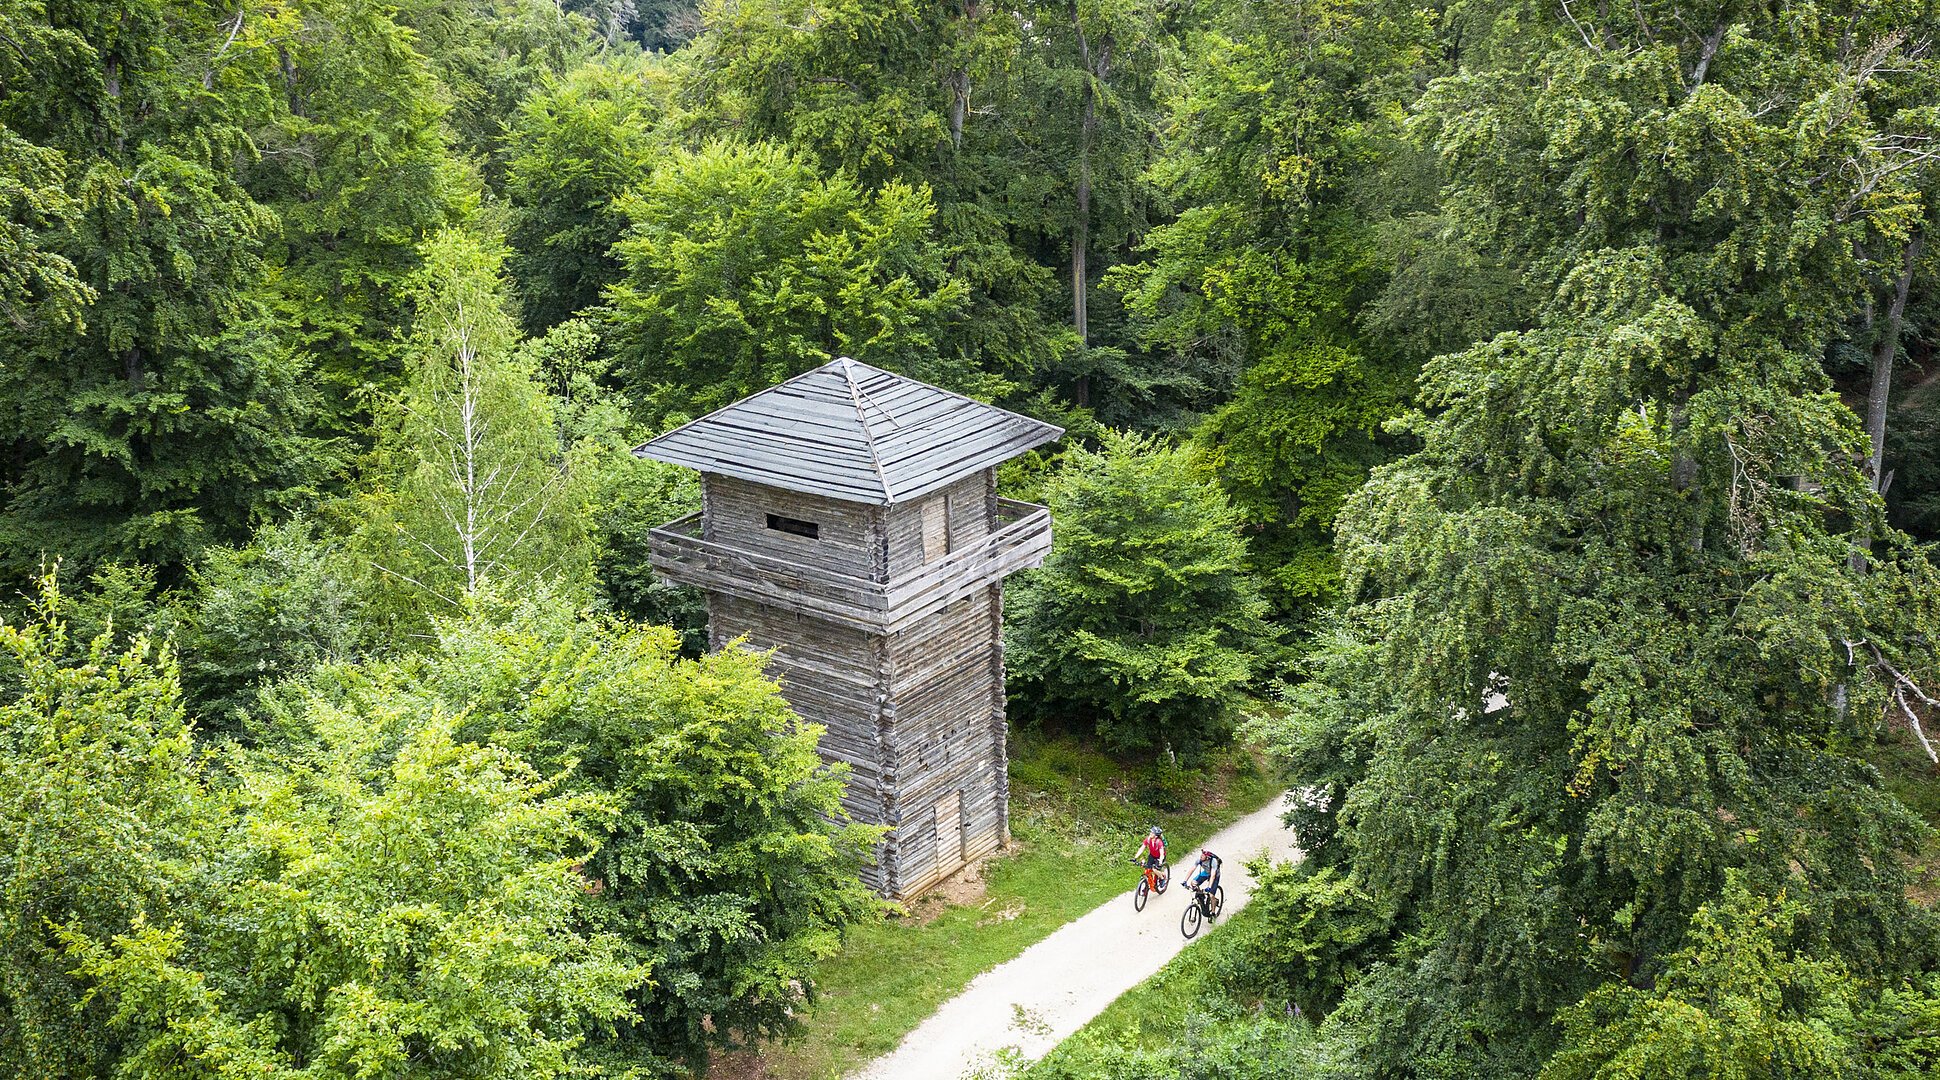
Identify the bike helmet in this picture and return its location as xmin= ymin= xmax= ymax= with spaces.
xmin=1200 ymin=849 xmax=1214 ymax=861
xmin=1148 ymin=825 xmax=1162 ymax=838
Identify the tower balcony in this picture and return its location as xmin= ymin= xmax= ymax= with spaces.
xmin=649 ymin=498 xmax=1052 ymax=635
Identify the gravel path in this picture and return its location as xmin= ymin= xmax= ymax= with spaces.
xmin=849 ymin=794 xmax=1302 ymax=1080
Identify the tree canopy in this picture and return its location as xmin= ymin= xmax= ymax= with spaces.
xmin=7 ymin=0 xmax=1940 ymax=1074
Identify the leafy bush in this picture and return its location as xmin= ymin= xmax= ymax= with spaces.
xmin=1238 ymin=863 xmax=1395 ymax=1018
xmin=1007 ymin=431 xmax=1274 ymax=760
xmin=0 ymin=577 xmax=208 ymax=1077
xmin=287 ymin=591 xmax=886 ymax=1073
xmin=177 ymin=518 xmax=361 ymax=731
xmin=1030 ymin=1012 xmax=1318 ymax=1080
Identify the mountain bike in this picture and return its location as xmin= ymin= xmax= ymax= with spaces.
xmin=1181 ymin=881 xmax=1224 ymax=938
xmin=1131 ymin=858 xmax=1170 ymax=911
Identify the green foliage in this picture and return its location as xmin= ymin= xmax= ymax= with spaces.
xmin=692 ymin=0 xmax=953 ymax=188
xmin=0 ymin=576 xmax=208 ymax=1077
xmin=284 ymin=593 xmax=885 ymax=1073
xmin=1029 ymin=1009 xmax=1318 ymax=1080
xmin=1856 ymin=974 xmax=1940 ymax=1079
xmin=1197 ymin=341 xmax=1409 ymax=615
xmin=1543 ymin=876 xmax=1858 ymax=1080
xmin=386 ymin=0 xmax=598 ymax=186
xmin=1252 ymin=5 xmax=1940 ymax=1076
xmin=70 ymin=701 xmax=644 ymax=1080
xmin=0 ymin=127 xmax=88 ymax=336
xmin=177 ymin=519 xmax=360 ymax=730
xmin=605 ymin=139 xmax=971 ymax=419
xmin=37 ymin=560 xmax=180 ymax=656
xmin=584 ymin=451 xmax=704 ymax=651
xmin=1008 ymin=431 xmax=1272 ymax=760
xmin=0 ymin=0 xmax=330 ymax=580
xmin=1885 ymin=379 xmax=1940 ymax=542
xmin=1238 ymin=863 xmax=1394 ymax=1019
xmin=247 ymin=0 xmax=472 ymax=437
xmin=687 ymin=0 xmax=1179 ymax=422
xmin=564 ymin=0 xmax=700 ymax=53
xmin=1109 ymin=0 xmax=1429 ymax=616
xmin=505 ymin=53 xmax=670 ymax=334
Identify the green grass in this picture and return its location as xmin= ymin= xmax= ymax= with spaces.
xmin=1059 ymin=901 xmax=1265 ymax=1053
xmin=1025 ymin=902 xmax=1314 ymax=1080
xmin=750 ymin=735 xmax=1282 ymax=1080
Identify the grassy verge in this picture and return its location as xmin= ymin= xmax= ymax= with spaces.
xmin=1025 ymin=901 xmax=1316 ymax=1080
xmin=741 ymin=734 xmax=1282 ymax=1080
xmin=1050 ymin=899 xmax=1268 ymax=1055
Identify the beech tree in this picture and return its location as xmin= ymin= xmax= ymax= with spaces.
xmin=505 ymin=52 xmax=670 ymax=335
xmin=1110 ymin=0 xmax=1430 ymax=616
xmin=604 ymin=140 xmax=970 ymax=419
xmin=0 ymin=0 xmax=327 ymax=581
xmin=247 ymin=0 xmax=471 ymax=438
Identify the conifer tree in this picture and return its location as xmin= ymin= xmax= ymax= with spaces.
xmin=1261 ymin=4 xmax=1940 ymax=1072
xmin=1008 ymin=431 xmax=1272 ymax=759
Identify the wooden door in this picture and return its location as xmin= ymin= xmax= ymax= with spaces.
xmin=934 ymin=791 xmax=963 ymax=873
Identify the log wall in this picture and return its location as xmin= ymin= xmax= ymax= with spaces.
xmin=878 ymin=588 xmax=1008 ymax=895
xmin=663 ymin=471 xmax=1044 ymax=899
xmin=884 ymin=470 xmax=994 ymax=578
xmin=703 ymin=475 xmax=879 ymax=579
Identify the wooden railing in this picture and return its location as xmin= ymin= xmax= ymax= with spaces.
xmin=649 ymin=498 xmax=1052 ymax=633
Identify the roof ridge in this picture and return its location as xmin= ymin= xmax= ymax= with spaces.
xmin=633 ymin=357 xmax=1064 ymax=505
xmin=839 ymin=358 xmax=896 ymax=503
xmin=833 ymin=357 xmax=1069 ymax=440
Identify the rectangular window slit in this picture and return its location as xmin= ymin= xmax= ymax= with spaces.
xmin=765 ymin=513 xmax=820 ymax=539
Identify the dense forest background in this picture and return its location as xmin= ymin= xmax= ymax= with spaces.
xmin=6 ymin=0 xmax=1940 ymax=1076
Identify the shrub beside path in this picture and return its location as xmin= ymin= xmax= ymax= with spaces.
xmin=848 ymin=793 xmax=1302 ymax=1080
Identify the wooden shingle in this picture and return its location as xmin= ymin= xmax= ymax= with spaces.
xmin=633 ymin=358 xmax=1063 ymax=504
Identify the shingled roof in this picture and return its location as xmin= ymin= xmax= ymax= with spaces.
xmin=632 ymin=358 xmax=1064 ymax=505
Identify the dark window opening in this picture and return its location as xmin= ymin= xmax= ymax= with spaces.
xmin=765 ymin=513 xmax=820 ymax=539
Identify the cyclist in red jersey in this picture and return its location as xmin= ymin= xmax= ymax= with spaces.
xmin=1135 ymin=825 xmax=1166 ymax=871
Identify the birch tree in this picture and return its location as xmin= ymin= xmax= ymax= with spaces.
xmin=362 ymin=229 xmax=585 ymax=623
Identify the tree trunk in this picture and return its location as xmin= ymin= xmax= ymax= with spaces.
xmin=1069 ymin=2 xmax=1101 ymax=409
xmin=1865 ymin=232 xmax=1923 ymax=493
xmin=1851 ymin=232 xmax=1924 ymax=571
xmin=948 ymin=1 xmax=981 ymax=151
xmin=949 ymin=70 xmax=969 ymax=150
xmin=1071 ymin=2 xmax=1094 ymax=349
xmin=1073 ymin=173 xmax=1089 ymax=343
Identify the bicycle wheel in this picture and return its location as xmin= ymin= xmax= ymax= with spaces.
xmin=1156 ymin=862 xmax=1171 ymax=893
xmin=1210 ymin=885 xmax=1225 ymax=918
xmin=1182 ymin=899 xmax=1203 ymax=939
xmin=1134 ymin=876 xmax=1149 ymax=911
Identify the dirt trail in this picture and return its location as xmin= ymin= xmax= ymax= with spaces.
xmin=849 ymin=793 xmax=1302 ymax=1080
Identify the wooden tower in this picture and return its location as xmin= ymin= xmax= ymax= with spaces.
xmin=635 ymin=359 xmax=1062 ymax=899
